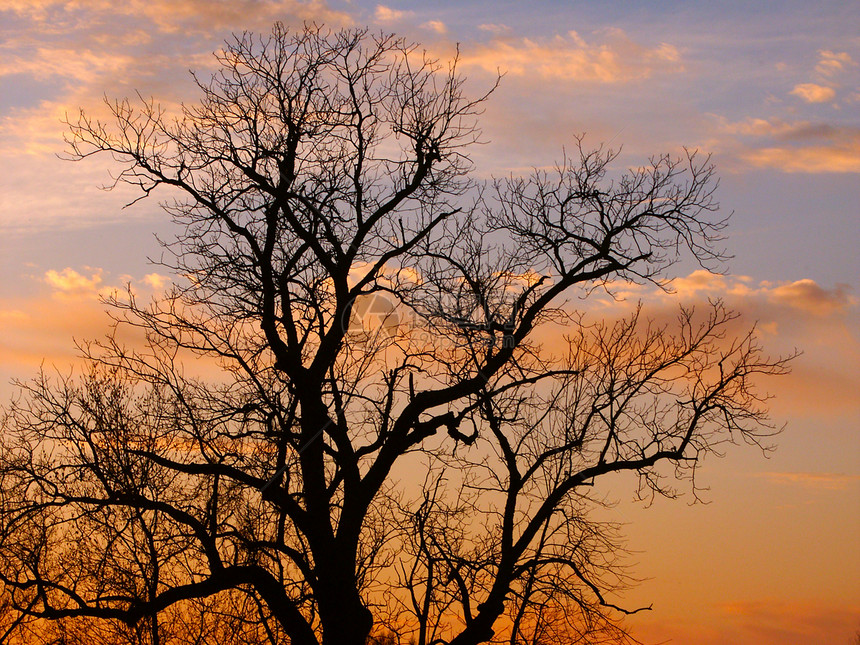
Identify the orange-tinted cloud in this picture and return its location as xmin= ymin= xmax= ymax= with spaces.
xmin=421 ymin=20 xmax=447 ymax=35
xmin=633 ymin=269 xmax=855 ymax=317
xmin=577 ymin=271 xmax=859 ymax=418
xmin=0 ymin=47 xmax=140 ymax=84
xmin=815 ymin=49 xmax=856 ymax=77
xmin=477 ymin=23 xmax=511 ymax=36
xmin=790 ymin=82 xmax=836 ymax=103
xmin=767 ymin=278 xmax=853 ymax=315
xmin=715 ymin=117 xmax=860 ymax=173
xmin=460 ymin=30 xmax=682 ymax=83
xmin=754 ymin=471 xmax=860 ymax=490
xmin=0 ymin=292 xmax=116 ymax=391
xmin=744 ymin=144 xmax=860 ymax=173
xmin=0 ymin=267 xmax=174 ymax=401
xmin=630 ymin=600 xmax=859 ymax=645
xmin=43 ymin=267 xmax=104 ymax=293
xmin=714 ymin=601 xmax=859 ymax=645
xmin=374 ymin=5 xmax=411 ymax=23
xmin=142 ymin=273 xmax=170 ymax=290
xmin=3 ymin=0 xmax=351 ymax=34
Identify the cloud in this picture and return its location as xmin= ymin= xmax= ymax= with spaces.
xmin=662 ymin=271 xmax=855 ymax=316
xmin=477 ymin=23 xmax=511 ymax=35
xmin=0 ymin=2 xmax=356 ymax=233
xmin=768 ymin=279 xmax=853 ymax=315
xmin=754 ymin=472 xmax=860 ymax=490
xmin=667 ymin=269 xmax=729 ymax=296
xmin=715 ymin=601 xmax=860 ymax=644
xmin=0 ymin=294 xmax=114 ymax=384
xmin=422 ymin=20 xmax=447 ymax=35
xmin=142 ymin=273 xmax=170 ymax=290
xmin=40 ymin=267 xmax=172 ymax=301
xmin=0 ymin=268 xmax=180 ymax=399
xmin=719 ymin=118 xmax=860 ymax=145
xmin=633 ymin=599 xmax=860 ymax=645
xmin=1 ymin=0 xmax=63 ymax=19
xmin=137 ymin=0 xmax=352 ymax=33
xmin=744 ymin=143 xmax=860 ymax=173
xmin=720 ymin=118 xmax=848 ymax=140
xmin=0 ymin=1 xmax=351 ymax=84
xmin=790 ymin=83 xmax=836 ymax=103
xmin=2 ymin=0 xmax=352 ymax=34
xmin=716 ymin=117 xmax=860 ymax=173
xmin=582 ymin=271 xmax=860 ymax=418
xmin=0 ymin=47 xmax=140 ymax=84
xmin=374 ymin=5 xmax=410 ymax=23
xmin=44 ymin=267 xmax=103 ymax=293
xmin=459 ymin=30 xmax=682 ymax=83
xmin=815 ymin=50 xmax=856 ymax=77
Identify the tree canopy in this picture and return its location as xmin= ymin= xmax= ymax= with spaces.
xmin=0 ymin=24 xmax=791 ymax=645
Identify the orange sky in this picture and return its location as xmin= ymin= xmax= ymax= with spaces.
xmin=0 ymin=1 xmax=858 ymax=642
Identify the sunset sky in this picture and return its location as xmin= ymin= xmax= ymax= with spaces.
xmin=1 ymin=1 xmax=858 ymax=643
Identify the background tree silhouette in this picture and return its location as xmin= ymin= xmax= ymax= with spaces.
xmin=0 ymin=24 xmax=791 ymax=645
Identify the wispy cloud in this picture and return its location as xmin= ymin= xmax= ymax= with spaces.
xmin=815 ymin=49 xmax=856 ymax=77
xmin=754 ymin=472 xmax=860 ymax=490
xmin=634 ymin=599 xmax=860 ymax=645
xmin=715 ymin=117 xmax=860 ymax=173
xmin=3 ymin=0 xmax=352 ymax=34
xmin=459 ymin=29 xmax=682 ymax=83
xmin=477 ymin=23 xmax=511 ymax=36
xmin=743 ymin=143 xmax=860 ymax=173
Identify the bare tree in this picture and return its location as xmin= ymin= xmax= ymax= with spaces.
xmin=0 ymin=24 xmax=791 ymax=645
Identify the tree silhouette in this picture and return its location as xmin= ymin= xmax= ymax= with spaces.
xmin=0 ymin=24 xmax=791 ymax=645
